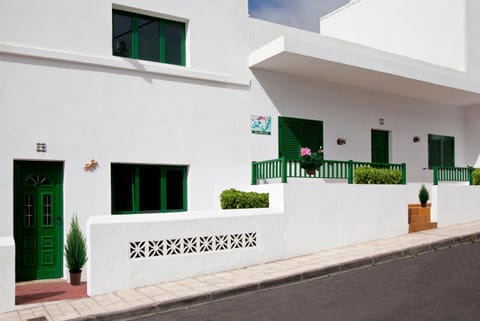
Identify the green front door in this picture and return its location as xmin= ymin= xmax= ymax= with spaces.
xmin=371 ymin=130 xmax=389 ymax=163
xmin=14 ymin=161 xmax=63 ymax=281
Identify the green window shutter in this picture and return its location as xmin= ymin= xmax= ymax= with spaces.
xmin=279 ymin=117 xmax=301 ymax=159
xmin=443 ymin=136 xmax=455 ymax=167
xmin=278 ymin=117 xmax=323 ymax=160
xmin=428 ymin=135 xmax=442 ymax=169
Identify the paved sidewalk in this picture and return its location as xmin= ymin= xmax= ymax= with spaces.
xmin=3 ymin=221 xmax=480 ymax=321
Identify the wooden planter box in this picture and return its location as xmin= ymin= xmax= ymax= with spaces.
xmin=408 ymin=204 xmax=437 ymax=233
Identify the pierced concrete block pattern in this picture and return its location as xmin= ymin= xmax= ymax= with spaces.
xmin=129 ymin=233 xmax=257 ymax=260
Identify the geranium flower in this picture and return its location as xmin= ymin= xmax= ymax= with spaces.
xmin=300 ymin=147 xmax=312 ymax=157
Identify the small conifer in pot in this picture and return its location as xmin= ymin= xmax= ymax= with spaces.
xmin=418 ymin=184 xmax=429 ymax=207
xmin=64 ymin=214 xmax=87 ymax=285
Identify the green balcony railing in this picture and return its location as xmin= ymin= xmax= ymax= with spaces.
xmin=252 ymin=158 xmax=406 ymax=185
xmin=433 ymin=166 xmax=474 ymax=185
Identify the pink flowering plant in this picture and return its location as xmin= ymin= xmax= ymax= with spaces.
xmin=300 ymin=146 xmax=324 ymax=174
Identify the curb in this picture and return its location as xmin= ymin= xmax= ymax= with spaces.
xmin=71 ymin=231 xmax=480 ymax=321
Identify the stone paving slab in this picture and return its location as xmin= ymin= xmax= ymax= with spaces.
xmin=3 ymin=220 xmax=480 ymax=321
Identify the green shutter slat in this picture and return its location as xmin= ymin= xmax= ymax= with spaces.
xmin=279 ymin=118 xmax=302 ymax=159
xmin=443 ymin=136 xmax=455 ymax=167
xmin=428 ymin=134 xmax=442 ymax=169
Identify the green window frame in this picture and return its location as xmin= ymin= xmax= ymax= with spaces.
xmin=111 ymin=164 xmax=188 ymax=214
xmin=278 ymin=116 xmax=324 ymax=159
xmin=428 ymin=134 xmax=454 ymax=169
xmin=112 ymin=9 xmax=186 ymax=66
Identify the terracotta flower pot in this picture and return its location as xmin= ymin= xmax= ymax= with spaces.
xmin=69 ymin=271 xmax=82 ymax=286
xmin=306 ymin=168 xmax=316 ymax=175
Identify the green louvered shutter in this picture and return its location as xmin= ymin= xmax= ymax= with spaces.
xmin=278 ymin=117 xmax=323 ymax=160
xmin=443 ymin=136 xmax=455 ymax=167
xmin=428 ymin=134 xmax=442 ymax=169
xmin=279 ymin=117 xmax=301 ymax=159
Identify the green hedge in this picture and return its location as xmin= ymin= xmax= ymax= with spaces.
xmin=354 ymin=166 xmax=402 ymax=185
xmin=220 ymin=189 xmax=269 ymax=209
xmin=472 ymin=168 xmax=480 ymax=185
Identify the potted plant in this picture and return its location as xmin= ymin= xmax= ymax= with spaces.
xmin=300 ymin=147 xmax=324 ymax=175
xmin=418 ymin=184 xmax=429 ymax=207
xmin=65 ymin=214 xmax=87 ymax=285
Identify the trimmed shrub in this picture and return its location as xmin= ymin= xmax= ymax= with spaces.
xmin=220 ymin=189 xmax=269 ymax=209
xmin=472 ymin=169 xmax=480 ymax=185
xmin=354 ymin=166 xmax=402 ymax=185
xmin=418 ymin=184 xmax=429 ymax=206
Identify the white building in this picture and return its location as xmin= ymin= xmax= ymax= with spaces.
xmin=1 ymin=0 xmax=480 ymax=312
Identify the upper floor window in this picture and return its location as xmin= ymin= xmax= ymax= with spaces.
xmin=112 ymin=10 xmax=186 ymax=66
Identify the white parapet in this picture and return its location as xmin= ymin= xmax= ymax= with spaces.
xmin=87 ymin=209 xmax=285 ymax=295
xmin=0 ymin=236 xmax=15 ymax=313
xmin=435 ymin=185 xmax=480 ymax=227
xmin=87 ymin=182 xmax=408 ymax=295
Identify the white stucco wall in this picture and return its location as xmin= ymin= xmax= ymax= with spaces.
xmin=1 ymin=0 xmax=480 ymax=310
xmin=0 ymin=56 xmax=251 ymax=214
xmin=435 ymin=185 xmax=480 ymax=226
xmin=87 ymin=182 xmax=407 ymax=295
xmin=0 ymin=0 xmax=249 ymax=79
xmin=87 ymin=210 xmax=286 ymax=295
xmin=320 ymin=0 xmax=467 ymax=71
xmin=465 ymin=105 xmax=480 ymax=167
xmin=248 ymin=70 xmax=467 ymax=183
xmin=466 ymin=0 xmax=480 ymax=81
xmin=0 ymin=160 xmax=13 ymax=237
xmin=0 ymin=237 xmax=15 ymax=313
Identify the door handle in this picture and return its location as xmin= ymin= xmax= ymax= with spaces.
xmin=56 ymin=216 xmax=63 ymax=225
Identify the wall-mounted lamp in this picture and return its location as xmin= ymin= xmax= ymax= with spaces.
xmin=36 ymin=143 xmax=47 ymax=153
xmin=337 ymin=138 xmax=347 ymax=145
xmin=413 ymin=136 xmax=420 ymax=143
xmin=379 ymin=118 xmax=385 ymax=125
xmin=84 ymin=159 xmax=98 ymax=172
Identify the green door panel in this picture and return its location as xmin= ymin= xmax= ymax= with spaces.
xmin=14 ymin=161 xmax=63 ymax=281
xmin=371 ymin=130 xmax=389 ymax=164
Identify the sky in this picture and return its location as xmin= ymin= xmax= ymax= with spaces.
xmin=248 ymin=0 xmax=350 ymax=32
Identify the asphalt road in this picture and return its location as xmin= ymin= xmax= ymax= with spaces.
xmin=140 ymin=242 xmax=480 ymax=321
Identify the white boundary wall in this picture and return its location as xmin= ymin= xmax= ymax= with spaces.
xmin=0 ymin=237 xmax=15 ymax=313
xmin=434 ymin=185 xmax=480 ymax=227
xmin=87 ymin=183 xmax=407 ymax=295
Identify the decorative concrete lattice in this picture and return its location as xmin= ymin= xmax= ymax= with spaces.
xmin=130 ymin=241 xmax=146 ymax=259
xmin=129 ymin=232 xmax=257 ymax=260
